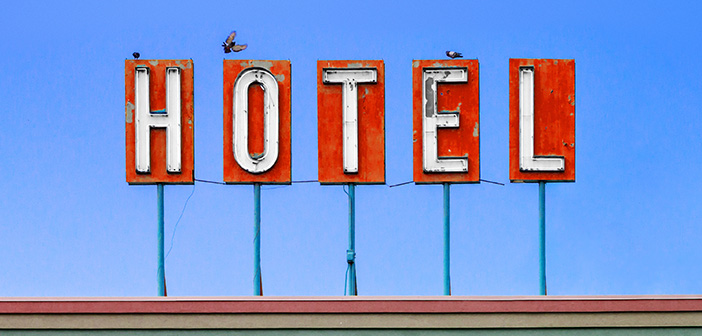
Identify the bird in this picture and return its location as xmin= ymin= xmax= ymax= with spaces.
xmin=132 ymin=52 xmax=140 ymax=59
xmin=446 ymin=51 xmax=463 ymax=59
xmin=222 ymin=31 xmax=247 ymax=53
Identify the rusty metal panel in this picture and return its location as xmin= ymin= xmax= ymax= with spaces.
xmin=223 ymin=60 xmax=291 ymax=184
xmin=412 ymin=59 xmax=480 ymax=184
xmin=509 ymin=59 xmax=575 ymax=182
xmin=125 ymin=59 xmax=194 ymax=185
xmin=317 ymin=60 xmax=385 ymax=184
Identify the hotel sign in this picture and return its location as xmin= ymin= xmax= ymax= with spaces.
xmin=125 ymin=59 xmax=575 ymax=184
xmin=125 ymin=59 xmax=194 ymax=185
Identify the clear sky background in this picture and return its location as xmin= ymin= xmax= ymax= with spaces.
xmin=1 ymin=1 xmax=701 ymax=297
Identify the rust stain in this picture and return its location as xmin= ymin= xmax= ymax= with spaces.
xmin=125 ymin=59 xmax=194 ymax=185
xmin=317 ymin=60 xmax=385 ymax=184
xmin=223 ymin=60 xmax=292 ymax=184
xmin=508 ymin=58 xmax=575 ymax=183
xmin=413 ymin=59 xmax=480 ymax=184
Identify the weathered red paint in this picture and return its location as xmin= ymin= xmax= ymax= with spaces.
xmin=223 ymin=60 xmax=292 ymax=184
xmin=413 ymin=59 xmax=480 ymax=184
xmin=2 ymin=296 xmax=702 ymax=314
xmin=317 ymin=60 xmax=385 ymax=184
xmin=509 ymin=59 xmax=575 ymax=182
xmin=125 ymin=60 xmax=194 ymax=185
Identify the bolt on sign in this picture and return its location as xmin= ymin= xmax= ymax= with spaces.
xmin=125 ymin=60 xmax=194 ymax=184
xmin=413 ymin=59 xmax=480 ymax=184
xmin=317 ymin=60 xmax=386 ymax=184
xmin=223 ymin=60 xmax=292 ymax=184
xmin=509 ymin=59 xmax=575 ymax=182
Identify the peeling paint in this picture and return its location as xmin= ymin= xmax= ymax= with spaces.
xmin=347 ymin=63 xmax=365 ymax=68
xmin=125 ymin=102 xmax=134 ymax=123
xmin=431 ymin=62 xmax=445 ymax=67
xmin=413 ymin=61 xmax=419 ymax=68
xmin=473 ymin=122 xmax=479 ymax=137
xmin=554 ymin=60 xmax=558 ymax=64
xmin=440 ymin=101 xmax=461 ymax=113
xmin=188 ymin=119 xmax=192 ymax=125
xmin=424 ymin=77 xmax=435 ymax=117
xmin=149 ymin=60 xmax=159 ymax=67
xmin=242 ymin=60 xmax=274 ymax=70
xmin=174 ymin=60 xmax=192 ymax=69
xmin=275 ymin=74 xmax=285 ymax=82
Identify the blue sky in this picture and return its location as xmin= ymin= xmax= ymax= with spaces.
xmin=1 ymin=1 xmax=701 ymax=297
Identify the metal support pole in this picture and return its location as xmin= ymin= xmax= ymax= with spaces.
xmin=346 ymin=183 xmax=357 ymax=296
xmin=443 ymin=183 xmax=451 ymax=296
xmin=539 ymin=181 xmax=546 ymax=295
xmin=157 ymin=183 xmax=165 ymax=297
xmin=253 ymin=183 xmax=262 ymax=296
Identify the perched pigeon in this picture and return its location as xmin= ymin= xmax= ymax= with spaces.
xmin=132 ymin=52 xmax=140 ymax=59
xmin=446 ymin=51 xmax=463 ymax=59
xmin=223 ymin=31 xmax=248 ymax=53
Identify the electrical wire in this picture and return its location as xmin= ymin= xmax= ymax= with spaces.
xmin=165 ymin=183 xmax=196 ymax=260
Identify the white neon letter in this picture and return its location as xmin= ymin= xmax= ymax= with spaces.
xmin=135 ymin=67 xmax=182 ymax=173
xmin=232 ymin=68 xmax=279 ymax=174
xmin=422 ymin=68 xmax=468 ymax=173
xmin=519 ymin=66 xmax=564 ymax=172
xmin=323 ymin=68 xmax=377 ymax=174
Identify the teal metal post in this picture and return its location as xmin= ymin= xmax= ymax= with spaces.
xmin=157 ymin=183 xmax=165 ymax=297
xmin=346 ymin=183 xmax=357 ymax=296
xmin=443 ymin=183 xmax=451 ymax=296
xmin=253 ymin=183 xmax=262 ymax=296
xmin=539 ymin=181 xmax=546 ymax=295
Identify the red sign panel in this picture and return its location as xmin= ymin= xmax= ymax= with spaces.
xmin=223 ymin=60 xmax=291 ymax=184
xmin=317 ymin=60 xmax=385 ymax=184
xmin=125 ymin=59 xmax=194 ymax=184
xmin=412 ymin=59 xmax=480 ymax=184
xmin=509 ymin=59 xmax=575 ymax=182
